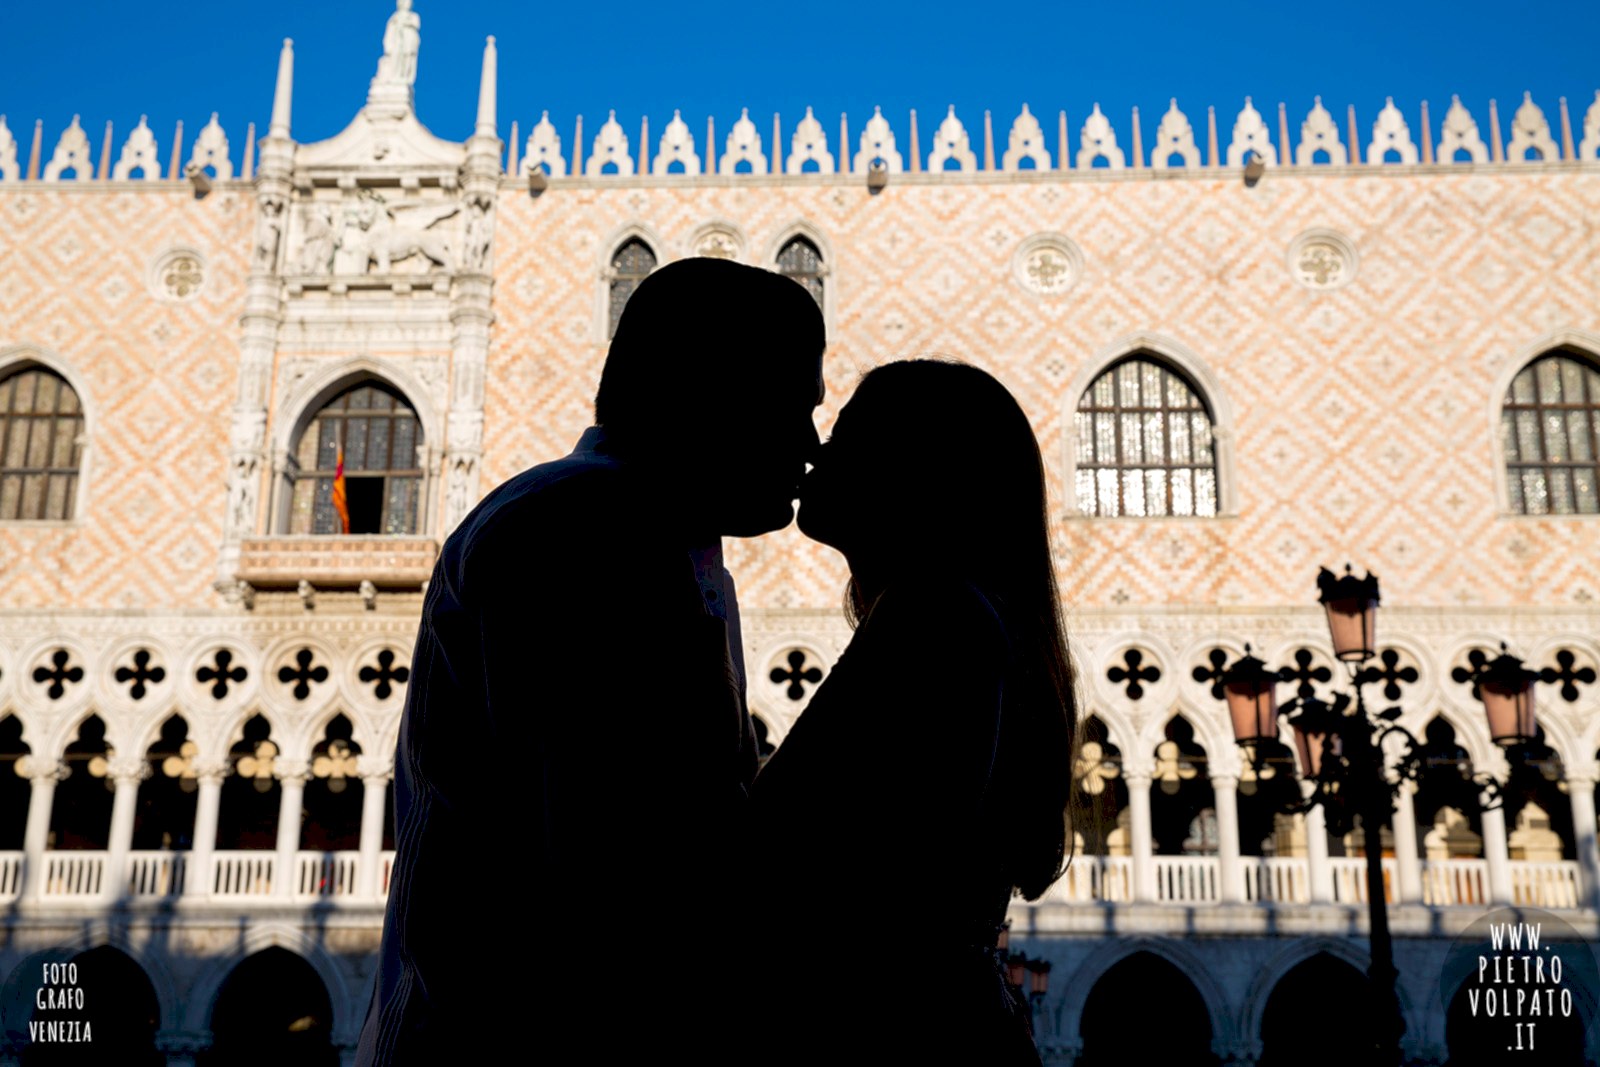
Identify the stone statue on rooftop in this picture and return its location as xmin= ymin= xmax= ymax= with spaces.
xmin=375 ymin=0 xmax=421 ymax=88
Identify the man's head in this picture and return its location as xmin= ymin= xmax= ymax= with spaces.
xmin=594 ymin=257 xmax=826 ymax=538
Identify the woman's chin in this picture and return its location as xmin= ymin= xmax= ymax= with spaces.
xmin=796 ymin=503 xmax=842 ymax=551
xmin=795 ymin=503 xmax=824 ymax=543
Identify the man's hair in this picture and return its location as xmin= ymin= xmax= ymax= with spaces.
xmin=594 ymin=257 xmax=825 ymax=437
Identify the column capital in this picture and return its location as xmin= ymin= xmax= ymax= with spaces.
xmin=21 ymin=757 xmax=69 ymax=783
xmin=275 ymin=758 xmax=311 ymax=786
xmin=106 ymin=754 xmax=153 ymax=784
xmin=193 ymin=758 xmax=232 ymax=784
xmin=357 ymin=754 xmax=395 ymax=781
xmin=1564 ymin=763 xmax=1600 ymax=789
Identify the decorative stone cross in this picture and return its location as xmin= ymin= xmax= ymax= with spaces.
xmin=1276 ymin=648 xmax=1333 ymax=700
xmin=235 ymin=739 xmax=278 ymax=791
xmin=1074 ymin=740 xmax=1121 ymax=796
xmin=32 ymin=649 xmax=83 ymax=700
xmin=1355 ymin=648 xmax=1419 ymax=702
xmin=358 ymin=649 xmax=410 ymax=700
xmin=1107 ymin=649 xmax=1161 ymax=700
xmin=277 ymin=648 xmax=329 ymax=701
xmin=114 ymin=649 xmax=166 ymax=701
xmin=197 ymin=649 xmax=248 ymax=700
xmin=1191 ymin=648 xmax=1230 ymax=700
xmin=1538 ymin=649 xmax=1596 ymax=703
xmin=769 ymin=650 xmax=824 ymax=702
xmin=1154 ymin=739 xmax=1199 ymax=795
xmin=312 ymin=739 xmax=360 ymax=793
xmin=161 ymin=740 xmax=200 ymax=785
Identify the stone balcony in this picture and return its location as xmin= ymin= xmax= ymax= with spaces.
xmin=0 ymin=850 xmax=1584 ymax=923
xmin=234 ymin=535 xmax=438 ymax=590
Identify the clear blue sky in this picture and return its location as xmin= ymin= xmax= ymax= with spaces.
xmin=2 ymin=1 xmax=1596 ymax=168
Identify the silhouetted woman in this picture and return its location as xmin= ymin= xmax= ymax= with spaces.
xmin=747 ymin=359 xmax=1078 ymax=1064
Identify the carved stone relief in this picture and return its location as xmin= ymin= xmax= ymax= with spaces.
xmin=333 ymin=189 xmax=460 ymax=274
xmin=1287 ymin=229 xmax=1358 ymax=291
xmin=1012 ymin=233 xmax=1084 ymax=296
xmin=150 ymin=248 xmax=205 ymax=302
xmin=253 ymin=194 xmax=286 ymax=272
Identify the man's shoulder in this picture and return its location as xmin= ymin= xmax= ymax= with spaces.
xmin=444 ymin=450 xmax=682 ymax=608
xmin=455 ymin=452 xmax=634 ymax=555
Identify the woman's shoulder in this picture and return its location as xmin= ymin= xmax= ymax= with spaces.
xmin=862 ymin=578 xmax=1009 ymax=652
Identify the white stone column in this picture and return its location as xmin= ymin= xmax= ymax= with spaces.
xmin=440 ymin=36 xmax=504 ymax=538
xmin=103 ymin=755 xmax=150 ymax=902
xmin=214 ymin=38 xmax=292 ymax=595
xmin=185 ymin=760 xmax=229 ymax=898
xmin=1125 ymin=770 xmax=1156 ymax=902
xmin=357 ymin=755 xmax=393 ymax=899
xmin=1392 ymin=780 xmax=1423 ymax=904
xmin=1567 ymin=766 xmax=1599 ymax=911
xmin=273 ymin=760 xmax=310 ymax=899
xmin=19 ymin=760 xmax=65 ymax=902
xmin=1481 ymin=803 xmax=1514 ymax=906
xmin=1305 ymin=781 xmax=1334 ymax=904
xmin=1212 ymin=773 xmax=1245 ymax=903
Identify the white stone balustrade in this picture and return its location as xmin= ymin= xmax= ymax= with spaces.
xmin=294 ymin=851 xmax=364 ymax=898
xmin=128 ymin=850 xmax=187 ymax=896
xmin=0 ymin=847 xmax=1585 ymax=913
xmin=40 ymin=851 xmax=105 ymax=897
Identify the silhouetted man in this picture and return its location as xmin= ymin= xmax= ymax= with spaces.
xmin=355 ymin=257 xmax=826 ymax=1064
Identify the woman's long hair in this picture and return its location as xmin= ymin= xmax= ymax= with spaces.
xmin=838 ymin=359 xmax=1078 ymax=901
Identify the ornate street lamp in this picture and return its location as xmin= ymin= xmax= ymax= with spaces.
xmin=1451 ymin=641 xmax=1551 ymax=806
xmin=1222 ymin=645 xmax=1279 ymax=746
xmin=1225 ymin=567 xmax=1421 ymax=1067
xmin=996 ymin=919 xmax=1052 ymax=1044
xmin=1318 ymin=564 xmax=1379 ymax=662
xmin=1287 ymin=693 xmax=1340 ymax=780
xmin=1223 ymin=567 xmax=1559 ymax=1067
xmin=1006 ymin=950 xmax=1027 ymax=990
xmin=1477 ymin=643 xmax=1539 ymax=747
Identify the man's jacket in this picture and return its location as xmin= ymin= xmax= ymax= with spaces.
xmin=355 ymin=427 xmax=760 ymax=1064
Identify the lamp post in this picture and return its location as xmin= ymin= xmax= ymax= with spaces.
xmin=997 ymin=919 xmax=1052 ymax=1044
xmin=1225 ymin=566 xmax=1551 ymax=1066
xmin=1229 ymin=566 xmax=1417 ymax=1067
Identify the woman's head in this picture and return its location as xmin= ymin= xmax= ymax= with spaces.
xmin=799 ymin=359 xmax=1047 ymax=595
xmin=799 ymin=358 xmax=1077 ymax=899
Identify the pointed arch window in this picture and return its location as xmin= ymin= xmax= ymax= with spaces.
xmin=286 ymin=381 xmax=423 ymax=535
xmin=1502 ymin=350 xmax=1600 ymax=514
xmin=776 ymin=236 xmax=824 ymax=310
xmin=608 ymin=238 xmax=657 ymax=339
xmin=0 ymin=365 xmax=84 ymax=521
xmin=1074 ymin=356 xmax=1218 ymax=517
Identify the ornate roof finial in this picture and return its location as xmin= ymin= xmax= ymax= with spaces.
xmin=474 ymin=35 xmax=497 ymax=138
xmin=269 ymin=38 xmax=293 ymax=139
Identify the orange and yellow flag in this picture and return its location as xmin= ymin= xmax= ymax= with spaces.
xmin=331 ymin=443 xmax=350 ymax=534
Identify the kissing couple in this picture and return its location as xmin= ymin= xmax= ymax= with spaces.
xmin=355 ymin=257 xmax=1078 ymax=1066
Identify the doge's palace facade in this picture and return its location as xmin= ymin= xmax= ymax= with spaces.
xmin=2 ymin=3 xmax=1600 ymax=1064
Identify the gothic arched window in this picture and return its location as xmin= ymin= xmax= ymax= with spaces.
xmin=0 ymin=365 xmax=84 ymax=521
xmin=1502 ymin=350 xmax=1600 ymax=514
xmin=287 ymin=381 xmax=423 ymax=535
xmin=776 ymin=236 xmax=824 ymax=310
xmin=1074 ymin=356 xmax=1217 ymax=517
xmin=608 ymin=238 xmax=657 ymax=339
